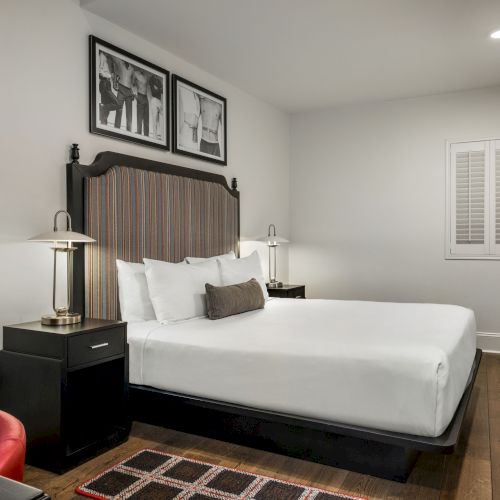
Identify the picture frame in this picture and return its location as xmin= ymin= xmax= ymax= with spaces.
xmin=89 ymin=35 xmax=169 ymax=150
xmin=172 ymin=75 xmax=227 ymax=165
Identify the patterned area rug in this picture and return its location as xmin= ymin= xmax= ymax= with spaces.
xmin=76 ymin=449 xmax=368 ymax=500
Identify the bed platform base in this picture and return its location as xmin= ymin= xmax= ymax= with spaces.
xmin=130 ymin=348 xmax=481 ymax=482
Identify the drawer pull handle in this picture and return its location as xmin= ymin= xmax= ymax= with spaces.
xmin=89 ymin=342 xmax=109 ymax=350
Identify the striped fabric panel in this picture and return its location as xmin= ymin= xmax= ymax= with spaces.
xmin=84 ymin=166 xmax=239 ymax=320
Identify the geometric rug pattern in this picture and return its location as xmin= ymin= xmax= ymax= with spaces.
xmin=75 ymin=449 xmax=368 ymax=500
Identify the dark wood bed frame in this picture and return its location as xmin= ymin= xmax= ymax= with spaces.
xmin=66 ymin=145 xmax=482 ymax=482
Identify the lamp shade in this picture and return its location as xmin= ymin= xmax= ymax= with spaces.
xmin=29 ymin=230 xmax=95 ymax=243
xmin=261 ymin=234 xmax=289 ymax=246
xmin=29 ymin=209 xmax=95 ymax=244
xmin=258 ymin=223 xmax=289 ymax=246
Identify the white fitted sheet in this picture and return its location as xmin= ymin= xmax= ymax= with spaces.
xmin=128 ymin=298 xmax=476 ymax=437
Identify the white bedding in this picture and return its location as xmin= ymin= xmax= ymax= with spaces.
xmin=128 ymin=298 xmax=476 ymax=437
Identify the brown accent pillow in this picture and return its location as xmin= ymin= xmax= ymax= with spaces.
xmin=205 ymin=278 xmax=265 ymax=320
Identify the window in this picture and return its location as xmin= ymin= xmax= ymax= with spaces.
xmin=446 ymin=139 xmax=500 ymax=259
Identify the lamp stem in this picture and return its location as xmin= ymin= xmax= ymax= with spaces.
xmin=268 ymin=245 xmax=272 ymax=283
xmin=52 ymin=248 xmax=57 ymax=314
xmin=67 ymin=242 xmax=73 ymax=313
xmin=273 ymin=245 xmax=277 ymax=283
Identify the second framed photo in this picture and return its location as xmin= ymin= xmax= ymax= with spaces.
xmin=90 ymin=35 xmax=169 ymax=150
xmin=172 ymin=75 xmax=227 ymax=165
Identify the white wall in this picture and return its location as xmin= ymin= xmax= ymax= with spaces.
xmin=290 ymin=87 xmax=500 ymax=334
xmin=0 ymin=0 xmax=290 ymax=337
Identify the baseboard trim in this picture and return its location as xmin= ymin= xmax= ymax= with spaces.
xmin=477 ymin=332 xmax=500 ymax=353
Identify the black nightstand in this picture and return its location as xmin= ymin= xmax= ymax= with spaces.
xmin=0 ymin=319 xmax=131 ymax=473
xmin=266 ymin=284 xmax=306 ymax=299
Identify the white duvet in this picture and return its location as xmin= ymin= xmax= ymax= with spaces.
xmin=128 ymin=298 xmax=476 ymax=437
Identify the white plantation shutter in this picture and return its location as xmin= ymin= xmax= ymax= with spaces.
xmin=455 ymin=150 xmax=485 ymax=244
xmin=447 ymin=139 xmax=500 ymax=259
xmin=493 ymin=141 xmax=500 ymax=254
xmin=449 ymin=142 xmax=489 ymax=256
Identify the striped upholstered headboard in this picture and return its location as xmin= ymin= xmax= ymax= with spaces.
xmin=67 ymin=149 xmax=239 ymax=320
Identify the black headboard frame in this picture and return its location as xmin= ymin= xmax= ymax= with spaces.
xmin=66 ymin=144 xmax=240 ymax=318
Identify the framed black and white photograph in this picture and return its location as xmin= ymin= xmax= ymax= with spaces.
xmin=172 ymin=75 xmax=227 ymax=165
xmin=90 ymin=35 xmax=169 ymax=150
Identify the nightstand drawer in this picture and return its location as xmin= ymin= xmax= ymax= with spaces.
xmin=267 ymin=285 xmax=306 ymax=299
xmin=68 ymin=328 xmax=125 ymax=367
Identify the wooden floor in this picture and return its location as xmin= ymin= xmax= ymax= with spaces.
xmin=25 ymin=353 xmax=500 ymax=500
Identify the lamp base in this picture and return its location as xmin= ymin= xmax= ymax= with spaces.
xmin=267 ymin=281 xmax=283 ymax=289
xmin=41 ymin=313 xmax=81 ymax=326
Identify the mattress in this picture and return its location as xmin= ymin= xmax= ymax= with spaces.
xmin=128 ymin=298 xmax=476 ymax=437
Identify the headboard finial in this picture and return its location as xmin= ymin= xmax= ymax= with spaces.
xmin=70 ymin=143 xmax=80 ymax=165
xmin=231 ymin=178 xmax=238 ymax=191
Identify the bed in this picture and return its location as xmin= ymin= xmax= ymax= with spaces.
xmin=66 ymin=146 xmax=481 ymax=482
xmin=128 ymin=298 xmax=476 ymax=438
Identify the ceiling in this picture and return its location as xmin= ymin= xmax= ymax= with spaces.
xmin=82 ymin=0 xmax=500 ymax=112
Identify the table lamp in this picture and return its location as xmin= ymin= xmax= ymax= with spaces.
xmin=29 ymin=210 xmax=95 ymax=325
xmin=261 ymin=224 xmax=289 ymax=288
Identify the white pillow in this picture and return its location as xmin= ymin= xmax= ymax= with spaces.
xmin=218 ymin=251 xmax=269 ymax=300
xmin=185 ymin=251 xmax=236 ymax=264
xmin=116 ymin=260 xmax=156 ymax=322
xmin=144 ymin=258 xmax=221 ymax=323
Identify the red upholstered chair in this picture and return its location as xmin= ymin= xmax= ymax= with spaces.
xmin=0 ymin=410 xmax=26 ymax=482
